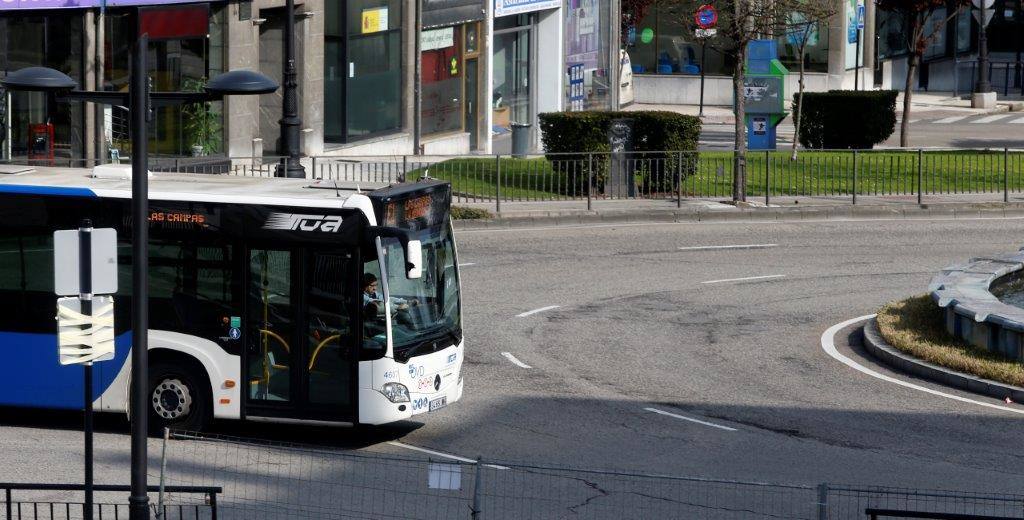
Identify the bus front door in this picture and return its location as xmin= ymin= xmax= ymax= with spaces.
xmin=245 ymin=248 xmax=357 ymax=423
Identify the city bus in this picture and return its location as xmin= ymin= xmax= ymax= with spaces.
xmin=0 ymin=166 xmax=464 ymax=430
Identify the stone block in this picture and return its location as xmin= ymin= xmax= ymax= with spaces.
xmin=972 ymin=91 xmax=998 ymax=109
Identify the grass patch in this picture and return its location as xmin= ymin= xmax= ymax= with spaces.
xmin=876 ymin=294 xmax=1024 ymax=387
xmin=414 ymin=150 xmax=1024 ymax=200
xmin=450 ymin=206 xmax=493 ymax=220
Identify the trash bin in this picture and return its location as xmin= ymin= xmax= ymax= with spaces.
xmin=511 ymin=122 xmax=531 ymax=158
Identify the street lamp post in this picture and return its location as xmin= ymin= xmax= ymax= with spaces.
xmin=277 ymin=0 xmax=306 ymax=178
xmin=976 ymin=0 xmax=992 ymax=94
xmin=2 ymin=36 xmax=277 ymax=520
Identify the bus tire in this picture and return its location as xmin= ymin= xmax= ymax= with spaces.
xmin=148 ymin=362 xmax=211 ymax=433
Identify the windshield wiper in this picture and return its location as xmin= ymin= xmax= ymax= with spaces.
xmin=394 ymin=328 xmax=462 ymax=363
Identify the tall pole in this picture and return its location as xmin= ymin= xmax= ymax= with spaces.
xmin=129 ymin=33 xmax=151 ymax=520
xmin=413 ymin=0 xmax=422 ymax=155
xmin=80 ymin=220 xmax=94 ymax=520
xmin=277 ymin=0 xmax=305 ymax=178
xmin=854 ymin=29 xmax=861 ymax=90
xmin=976 ymin=0 xmax=991 ymax=93
xmin=699 ymin=40 xmax=707 ymax=117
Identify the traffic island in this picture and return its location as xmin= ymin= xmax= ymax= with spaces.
xmin=864 ymin=295 xmax=1024 ymax=401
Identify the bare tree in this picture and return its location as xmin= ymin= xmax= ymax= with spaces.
xmin=876 ymin=0 xmax=969 ymax=147
xmin=785 ymin=0 xmax=839 ymax=160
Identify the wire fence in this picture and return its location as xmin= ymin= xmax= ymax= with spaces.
xmin=7 ymin=149 xmax=1024 ymax=210
xmin=156 ymin=431 xmax=1024 ymax=520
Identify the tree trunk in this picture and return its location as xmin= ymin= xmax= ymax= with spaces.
xmin=901 ymin=52 xmax=917 ymax=148
xmin=733 ymin=47 xmax=748 ymax=202
xmin=791 ymin=41 xmax=807 ymax=161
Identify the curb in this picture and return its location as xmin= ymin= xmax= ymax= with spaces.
xmin=861 ymin=318 xmax=1024 ymax=402
xmin=453 ymin=201 xmax=1024 ymax=230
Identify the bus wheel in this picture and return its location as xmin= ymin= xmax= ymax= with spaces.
xmin=149 ymin=363 xmax=210 ymax=432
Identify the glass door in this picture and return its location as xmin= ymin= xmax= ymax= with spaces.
xmin=245 ymin=248 xmax=357 ymax=421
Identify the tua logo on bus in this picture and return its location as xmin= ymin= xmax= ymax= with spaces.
xmin=263 ymin=213 xmax=344 ymax=233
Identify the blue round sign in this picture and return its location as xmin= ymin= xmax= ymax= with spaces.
xmin=695 ymin=4 xmax=718 ymax=29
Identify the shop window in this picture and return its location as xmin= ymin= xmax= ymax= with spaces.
xmin=565 ymin=0 xmax=612 ymax=109
xmin=623 ymin=5 xmax=736 ymax=76
xmin=325 ymin=0 xmax=403 ymax=142
xmin=421 ymin=27 xmax=463 ymax=135
xmin=778 ymin=16 xmax=830 ymax=73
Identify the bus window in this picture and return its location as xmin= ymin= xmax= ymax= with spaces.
xmin=306 ymin=252 xmax=353 ymax=406
xmin=248 ymin=249 xmax=294 ymax=402
xmin=0 ymin=235 xmax=55 ymax=333
xmin=361 ymin=252 xmax=388 ymax=358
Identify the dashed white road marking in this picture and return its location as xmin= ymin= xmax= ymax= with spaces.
xmin=501 ymin=352 xmax=532 ymax=369
xmin=458 ymin=262 xmax=476 ymax=267
xmin=388 ymin=441 xmax=508 ymax=469
xmin=820 ymin=315 xmax=1024 ymax=415
xmin=1010 ymin=118 xmax=1024 ymax=124
xmin=644 ymin=407 xmax=738 ymax=432
xmin=516 ymin=305 xmax=560 ymax=318
xmin=971 ymin=114 xmax=1012 ymax=124
xmin=701 ymin=274 xmax=786 ymax=284
xmin=679 ymin=243 xmax=777 ymax=251
xmin=933 ymin=115 xmax=969 ymax=124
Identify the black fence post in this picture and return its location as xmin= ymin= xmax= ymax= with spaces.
xmin=6 ymin=488 xmax=12 ymax=520
xmin=764 ymin=150 xmax=770 ymax=206
xmin=676 ymin=151 xmax=683 ymax=209
xmin=852 ymin=150 xmax=858 ymax=205
xmin=587 ymin=153 xmax=594 ymax=211
xmin=471 ymin=457 xmax=483 ymax=520
xmin=208 ymin=492 xmax=217 ymax=520
xmin=495 ymin=155 xmax=502 ymax=215
xmin=402 ymin=155 xmax=408 ymax=183
xmin=817 ymin=483 xmax=829 ymax=520
xmin=917 ymin=149 xmax=924 ymax=205
xmin=1005 ymin=148 xmax=1010 ymax=203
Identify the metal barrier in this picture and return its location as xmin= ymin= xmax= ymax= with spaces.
xmin=158 ymin=432 xmax=1024 ymax=520
xmin=0 ymin=483 xmax=221 ymax=520
xmin=6 ymin=149 xmax=1024 ymax=211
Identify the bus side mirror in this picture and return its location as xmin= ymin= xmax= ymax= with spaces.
xmin=406 ymin=240 xmax=423 ymax=279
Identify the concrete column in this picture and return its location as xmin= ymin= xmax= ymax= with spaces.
xmin=404 ymin=0 xmax=416 ymax=152
xmin=827 ymin=4 xmax=846 ymax=89
xmin=95 ymin=10 xmax=106 ymax=162
xmin=298 ymin=2 xmax=324 ymax=157
xmin=84 ymin=10 xmax=96 ymax=165
xmin=225 ymin=1 xmax=261 ymax=158
xmin=608 ymin=0 xmax=620 ymax=110
xmin=483 ymin=6 xmax=494 ymax=154
xmin=862 ymin=0 xmax=875 ymax=75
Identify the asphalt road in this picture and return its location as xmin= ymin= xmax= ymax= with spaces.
xmin=5 ymin=216 xmax=1024 ymax=514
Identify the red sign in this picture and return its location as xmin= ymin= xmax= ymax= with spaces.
xmin=695 ymin=4 xmax=718 ymax=29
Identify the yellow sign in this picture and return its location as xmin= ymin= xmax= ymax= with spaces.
xmin=361 ymin=7 xmax=389 ymax=34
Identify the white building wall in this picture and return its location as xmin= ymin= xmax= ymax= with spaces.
xmin=534 ymin=7 xmax=563 ymax=150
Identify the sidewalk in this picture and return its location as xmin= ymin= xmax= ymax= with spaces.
xmin=452 ymin=194 xmax=1024 ymax=229
xmin=627 ymin=92 xmax=1024 ymax=126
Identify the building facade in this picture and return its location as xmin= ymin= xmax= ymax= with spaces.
xmin=0 ymin=0 xmax=626 ymax=160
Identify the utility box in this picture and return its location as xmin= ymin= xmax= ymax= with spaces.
xmin=743 ymin=40 xmax=788 ymax=150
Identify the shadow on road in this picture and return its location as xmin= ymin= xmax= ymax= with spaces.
xmin=0 ymin=406 xmax=422 ymax=450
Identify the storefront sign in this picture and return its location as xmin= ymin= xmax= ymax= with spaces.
xmin=494 ymin=0 xmax=559 ymax=17
xmin=361 ymin=7 xmax=389 ymax=34
xmin=421 ymin=27 xmax=455 ymax=51
xmin=0 ymin=0 xmax=223 ymax=8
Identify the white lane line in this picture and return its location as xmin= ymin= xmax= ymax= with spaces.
xmin=679 ymin=243 xmax=777 ymax=251
xmin=821 ymin=315 xmax=1024 ymax=415
xmin=971 ymin=114 xmax=1012 ymax=124
xmin=701 ymin=274 xmax=786 ymax=284
xmin=1010 ymin=117 xmax=1024 ymax=124
xmin=388 ymin=441 xmax=508 ymax=469
xmin=516 ymin=305 xmax=560 ymax=318
xmin=501 ymin=352 xmax=532 ymax=369
xmin=458 ymin=262 xmax=476 ymax=267
xmin=932 ymin=115 xmax=969 ymax=124
xmin=644 ymin=407 xmax=738 ymax=432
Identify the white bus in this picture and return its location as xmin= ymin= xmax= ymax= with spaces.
xmin=0 ymin=167 xmax=464 ymax=430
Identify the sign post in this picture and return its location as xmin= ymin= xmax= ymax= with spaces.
xmin=54 ymin=223 xmax=117 ymax=520
xmin=855 ymin=3 xmax=864 ymax=91
xmin=694 ymin=4 xmax=718 ymax=117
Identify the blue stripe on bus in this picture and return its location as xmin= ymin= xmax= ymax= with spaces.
xmin=0 ymin=331 xmax=131 ymax=409
xmin=0 ymin=185 xmax=96 ymax=198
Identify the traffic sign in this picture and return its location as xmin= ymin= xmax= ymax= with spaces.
xmin=695 ymin=4 xmax=718 ymax=29
xmin=857 ymin=4 xmax=865 ymax=29
xmin=972 ymin=0 xmax=995 ymax=9
xmin=695 ymin=28 xmax=717 ymax=39
xmin=57 ymin=295 xmax=115 ymax=365
xmin=54 ymin=228 xmax=118 ymax=297
xmin=972 ymin=6 xmax=995 ymax=25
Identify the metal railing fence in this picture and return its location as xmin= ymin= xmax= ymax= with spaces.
xmin=0 ymin=483 xmax=220 ymax=520
xmin=6 ymin=149 xmax=1024 ymax=211
xmin=157 ymin=431 xmax=1024 ymax=520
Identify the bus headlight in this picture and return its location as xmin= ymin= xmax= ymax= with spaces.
xmin=381 ymin=383 xmax=410 ymax=403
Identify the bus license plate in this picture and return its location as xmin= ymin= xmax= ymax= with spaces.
xmin=428 ymin=396 xmax=447 ymax=411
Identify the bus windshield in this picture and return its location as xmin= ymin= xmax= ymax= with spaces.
xmin=380 ymin=221 xmax=461 ymax=358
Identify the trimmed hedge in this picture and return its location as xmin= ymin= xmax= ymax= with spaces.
xmin=450 ymin=206 xmax=493 ymax=220
xmin=793 ymin=90 xmax=898 ymax=149
xmin=538 ymin=111 xmax=701 ymax=193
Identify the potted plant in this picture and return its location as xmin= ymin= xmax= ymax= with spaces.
xmin=181 ymin=77 xmax=223 ymax=157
